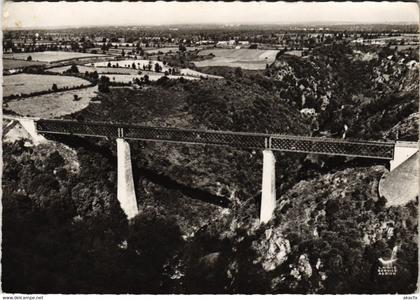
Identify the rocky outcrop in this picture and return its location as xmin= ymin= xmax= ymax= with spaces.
xmin=384 ymin=112 xmax=419 ymax=141
xmin=251 ymin=228 xmax=291 ymax=271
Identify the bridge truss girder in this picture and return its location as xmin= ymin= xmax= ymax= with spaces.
xmin=36 ymin=119 xmax=395 ymax=160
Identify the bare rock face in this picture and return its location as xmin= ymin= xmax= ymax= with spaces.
xmin=199 ymin=252 xmax=221 ymax=268
xmin=384 ymin=112 xmax=419 ymax=141
xmin=297 ymin=254 xmax=312 ymax=279
xmin=251 ymin=228 xmax=291 ymax=271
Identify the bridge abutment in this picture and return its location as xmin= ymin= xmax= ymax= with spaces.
xmin=260 ymin=150 xmax=276 ymax=223
xmin=390 ymin=141 xmax=418 ymax=171
xmin=117 ymin=138 xmax=139 ymax=219
xmin=18 ymin=118 xmax=46 ymax=145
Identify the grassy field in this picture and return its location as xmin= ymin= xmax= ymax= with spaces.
xmin=48 ymin=65 xmax=142 ymax=75
xmin=179 ymin=68 xmax=222 ymax=78
xmin=285 ymin=50 xmax=304 ymax=57
xmin=391 ymin=45 xmax=419 ymax=51
xmin=3 ymin=58 xmax=45 ymax=70
xmin=102 ymin=73 xmax=200 ymax=83
xmin=5 ymin=86 xmax=98 ymax=118
xmin=145 ymin=47 xmax=199 ymax=54
xmin=3 ymin=74 xmax=91 ymax=97
xmin=3 ymin=51 xmax=107 ymax=63
xmin=91 ymin=59 xmax=170 ymax=72
xmin=48 ymin=65 xmax=219 ymax=79
xmin=97 ymin=67 xmax=221 ymax=82
xmin=194 ymin=48 xmax=279 ymax=70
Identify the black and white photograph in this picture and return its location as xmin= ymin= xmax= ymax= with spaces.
xmin=1 ymin=1 xmax=419 ymax=296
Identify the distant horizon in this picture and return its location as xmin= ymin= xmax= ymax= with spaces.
xmin=4 ymin=21 xmax=419 ymax=31
xmin=3 ymin=2 xmax=418 ymax=30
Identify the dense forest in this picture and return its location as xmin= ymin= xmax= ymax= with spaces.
xmin=2 ymin=42 xmax=418 ymax=293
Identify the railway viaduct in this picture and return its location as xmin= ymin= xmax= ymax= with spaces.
xmin=4 ymin=116 xmax=418 ymax=223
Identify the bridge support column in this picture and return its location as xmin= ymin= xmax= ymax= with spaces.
xmin=390 ymin=141 xmax=418 ymax=171
xmin=117 ymin=138 xmax=138 ymax=219
xmin=260 ymin=150 xmax=276 ymax=223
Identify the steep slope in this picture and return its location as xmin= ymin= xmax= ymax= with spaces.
xmin=181 ymin=166 xmax=418 ymax=293
xmin=267 ymin=43 xmax=419 ymax=140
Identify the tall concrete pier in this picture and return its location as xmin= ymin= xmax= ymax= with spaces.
xmin=116 ymin=138 xmax=139 ymax=219
xmin=260 ymin=150 xmax=276 ymax=223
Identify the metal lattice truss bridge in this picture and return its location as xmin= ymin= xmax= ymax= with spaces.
xmin=36 ymin=119 xmax=395 ymax=160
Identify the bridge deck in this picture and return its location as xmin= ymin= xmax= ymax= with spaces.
xmin=36 ymin=119 xmax=395 ymax=160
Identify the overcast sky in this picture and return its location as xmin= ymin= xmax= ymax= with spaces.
xmin=3 ymin=1 xmax=419 ymax=29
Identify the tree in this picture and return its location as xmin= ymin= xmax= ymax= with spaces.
xmin=26 ymin=55 xmax=32 ymax=61
xmin=52 ymin=83 xmax=58 ymax=92
xmin=98 ymin=76 xmax=111 ymax=93
xmin=144 ymin=74 xmax=150 ymax=84
xmin=45 ymin=151 xmax=65 ymax=171
xmin=91 ymin=71 xmax=99 ymax=81
xmin=154 ymin=63 xmax=162 ymax=73
xmin=179 ymin=44 xmax=187 ymax=52
xmin=132 ymin=62 xmax=136 ymax=69
xmin=234 ymin=67 xmax=243 ymax=78
xmin=69 ymin=64 xmax=79 ymax=73
xmin=127 ymin=208 xmax=184 ymax=293
xmin=156 ymin=75 xmax=170 ymax=86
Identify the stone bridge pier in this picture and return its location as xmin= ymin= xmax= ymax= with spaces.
xmin=260 ymin=149 xmax=276 ymax=223
xmin=115 ymin=141 xmax=279 ymax=223
xmin=116 ymin=138 xmax=139 ymax=219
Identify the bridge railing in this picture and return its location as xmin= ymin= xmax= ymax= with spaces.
xmin=36 ymin=119 xmax=395 ymax=160
xmin=124 ymin=126 xmax=268 ymax=148
xmin=37 ymin=119 xmax=120 ymax=138
xmin=270 ymin=135 xmax=395 ymax=159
